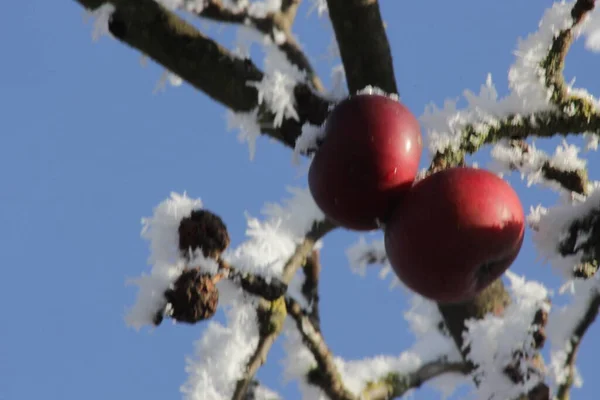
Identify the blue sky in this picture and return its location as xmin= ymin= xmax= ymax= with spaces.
xmin=1 ymin=1 xmax=599 ymax=399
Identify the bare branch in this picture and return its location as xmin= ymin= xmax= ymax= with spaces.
xmin=555 ymin=291 xmax=600 ymax=400
xmin=325 ymin=0 xmax=397 ymax=94
xmin=74 ymin=0 xmax=332 ymax=149
xmin=196 ymin=0 xmax=324 ymax=91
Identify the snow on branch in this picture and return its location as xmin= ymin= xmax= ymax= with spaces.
xmin=189 ymin=188 xmax=333 ymax=400
xmin=125 ymin=192 xmax=205 ymax=329
xmin=122 ymin=187 xmax=335 ymax=399
xmin=488 ymin=139 xmax=589 ymax=195
xmin=190 ymin=0 xmax=324 ymax=92
xmin=546 ymin=277 xmax=600 ymax=399
xmin=462 ymin=272 xmax=551 ymax=400
xmin=282 ymin=295 xmax=468 ymax=400
xmin=76 ymin=0 xmax=332 ymax=152
xmin=579 ymin=7 xmax=600 ymax=51
xmin=529 ymin=186 xmax=600 ymax=279
xmin=345 ymin=237 xmax=402 ymax=289
xmin=181 ymin=296 xmax=261 ymax=400
xmin=307 ymin=0 xmax=328 ymax=17
xmin=423 ymin=0 xmax=600 ymax=174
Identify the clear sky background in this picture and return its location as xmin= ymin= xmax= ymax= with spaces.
xmin=1 ymin=1 xmax=599 ymax=399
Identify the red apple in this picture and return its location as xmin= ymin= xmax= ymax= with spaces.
xmin=384 ymin=167 xmax=525 ymax=303
xmin=308 ymin=94 xmax=423 ymax=231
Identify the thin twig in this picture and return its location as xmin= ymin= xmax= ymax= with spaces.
xmin=301 ymin=249 xmax=322 ymax=331
xmin=197 ymin=0 xmax=324 ymax=91
xmin=286 ymin=296 xmax=358 ymax=400
xmin=498 ymin=139 xmax=589 ymax=195
xmin=433 ymin=3 xmax=597 ymax=398
xmin=75 ymin=0 xmax=332 ymax=149
xmin=360 ymin=360 xmax=470 ymax=400
xmin=555 ymin=291 xmax=600 ymax=400
xmin=231 ymin=218 xmax=337 ymax=400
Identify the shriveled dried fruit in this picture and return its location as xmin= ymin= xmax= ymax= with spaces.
xmin=164 ymin=268 xmax=219 ymax=324
xmin=178 ymin=209 xmax=230 ymax=260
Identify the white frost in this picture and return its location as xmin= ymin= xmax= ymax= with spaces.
xmin=125 ymin=192 xmax=203 ymax=329
xmin=463 ymin=272 xmax=550 ymax=400
xmin=224 ymin=186 xmax=324 ymax=306
xmin=545 ymin=277 xmax=600 ymax=391
xmin=307 ymin=0 xmax=328 ymax=17
xmin=421 ymin=2 xmax=576 ymax=155
xmin=247 ymin=0 xmax=282 ymax=18
xmin=153 ymin=70 xmax=184 ymax=93
xmin=227 ymin=109 xmax=262 ymax=161
xmin=580 ymin=8 xmax=600 ymax=52
xmin=87 ymin=3 xmax=115 ymax=42
xmin=583 ymin=133 xmax=599 ymax=151
xmin=346 ymin=236 xmax=402 ymax=290
xmin=488 ymin=139 xmax=586 ymax=192
xmin=356 ymin=85 xmax=399 ymax=101
xmin=182 ymin=296 xmax=261 ymax=400
xmin=281 ymin=294 xmax=464 ymax=399
xmin=528 ymin=187 xmax=600 ymax=277
xmin=292 ymin=123 xmax=325 ymax=164
xmin=328 ymin=65 xmax=348 ymax=101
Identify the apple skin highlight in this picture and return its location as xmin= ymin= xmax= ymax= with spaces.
xmin=308 ymin=94 xmax=423 ymax=231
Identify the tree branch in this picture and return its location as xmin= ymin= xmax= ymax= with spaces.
xmin=286 ymin=296 xmax=358 ymax=400
xmin=301 ymin=249 xmax=322 ymax=331
xmin=325 ymin=0 xmax=397 ymax=94
xmin=287 ymin=295 xmax=469 ymax=400
xmin=232 ymin=297 xmax=287 ymax=400
xmin=557 ymin=204 xmax=600 ymax=279
xmin=430 ymin=0 xmax=600 ymax=170
xmin=360 ymin=360 xmax=470 ymax=400
xmin=431 ymin=7 xmax=597 ymax=397
xmin=75 ymin=0 xmax=332 ymax=149
xmin=555 ymin=291 xmax=600 ymax=400
xmin=498 ymin=139 xmax=590 ymax=195
xmin=196 ymin=0 xmax=324 ymax=91
xmin=232 ymin=218 xmax=337 ymax=400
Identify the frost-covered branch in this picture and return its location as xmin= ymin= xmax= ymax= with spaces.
xmin=301 ymin=249 xmax=322 ymax=331
xmin=231 ymin=297 xmax=287 ymax=400
xmin=223 ymin=261 xmax=289 ymax=301
xmin=418 ymin=2 xmax=599 ymax=397
xmin=489 ymin=139 xmax=589 ymax=195
xmin=555 ymin=291 xmax=600 ymax=400
xmin=425 ymin=0 xmax=600 ymax=172
xmin=232 ymin=218 xmax=336 ymax=400
xmin=286 ymin=296 xmax=357 ymax=400
xmin=286 ymin=294 xmax=469 ymax=400
xmin=360 ymin=360 xmax=470 ymax=400
xmin=325 ymin=0 xmax=397 ymax=94
xmin=529 ymin=188 xmax=600 ymax=279
xmin=196 ymin=0 xmax=323 ymax=91
xmin=75 ymin=0 xmax=332 ymax=149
